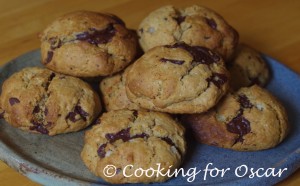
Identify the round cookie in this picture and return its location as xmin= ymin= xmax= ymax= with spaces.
xmin=100 ymin=65 xmax=140 ymax=111
xmin=40 ymin=10 xmax=137 ymax=77
xmin=181 ymin=85 xmax=289 ymax=151
xmin=0 ymin=67 xmax=101 ymax=135
xmin=228 ymin=44 xmax=270 ymax=90
xmin=138 ymin=5 xmax=239 ymax=60
xmin=125 ymin=42 xmax=230 ymax=114
xmin=81 ymin=109 xmax=186 ymax=184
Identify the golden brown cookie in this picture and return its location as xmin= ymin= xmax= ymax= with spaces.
xmin=181 ymin=85 xmax=289 ymax=151
xmin=0 ymin=67 xmax=101 ymax=135
xmin=125 ymin=42 xmax=230 ymax=114
xmin=40 ymin=10 xmax=137 ymax=77
xmin=100 ymin=66 xmax=140 ymax=111
xmin=81 ymin=109 xmax=186 ymax=184
xmin=138 ymin=5 xmax=239 ymax=60
xmin=228 ymin=44 xmax=270 ymax=90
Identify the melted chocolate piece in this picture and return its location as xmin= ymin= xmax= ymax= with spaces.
xmin=205 ymin=18 xmax=217 ymax=29
xmin=66 ymin=112 xmax=78 ymax=122
xmin=98 ymin=128 xmax=149 ymax=158
xmin=166 ymin=42 xmax=220 ymax=65
xmin=0 ymin=111 xmax=5 ymax=119
xmin=105 ymin=128 xmax=131 ymax=143
xmin=238 ymin=95 xmax=253 ymax=109
xmin=30 ymin=121 xmax=49 ymax=134
xmin=75 ymin=106 xmax=89 ymax=119
xmin=160 ymin=58 xmax=185 ymax=65
xmin=206 ymin=73 xmax=228 ymax=88
xmin=9 ymin=97 xmax=20 ymax=106
xmin=97 ymin=143 xmax=107 ymax=158
xmin=66 ymin=105 xmax=89 ymax=122
xmin=45 ymin=51 xmax=54 ymax=64
xmin=76 ymin=24 xmax=116 ymax=45
xmin=174 ymin=16 xmax=186 ymax=25
xmin=226 ymin=112 xmax=251 ymax=143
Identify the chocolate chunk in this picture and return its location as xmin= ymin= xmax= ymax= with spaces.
xmin=49 ymin=37 xmax=62 ymax=50
xmin=161 ymin=137 xmax=176 ymax=146
xmin=33 ymin=106 xmax=40 ymax=114
xmin=226 ymin=112 xmax=251 ymax=143
xmin=105 ymin=128 xmax=131 ymax=143
xmin=238 ymin=95 xmax=253 ymax=109
xmin=30 ymin=121 xmax=49 ymax=134
xmin=133 ymin=110 xmax=138 ymax=118
xmin=131 ymin=133 xmax=149 ymax=139
xmin=45 ymin=51 xmax=54 ymax=64
xmin=97 ymin=143 xmax=107 ymax=158
xmin=9 ymin=97 xmax=20 ymax=106
xmin=205 ymin=18 xmax=217 ymax=29
xmin=173 ymin=16 xmax=186 ymax=25
xmin=44 ymin=108 xmax=48 ymax=116
xmin=76 ymin=24 xmax=116 ymax=45
xmin=166 ymin=42 xmax=220 ymax=65
xmin=160 ymin=58 xmax=185 ymax=65
xmin=0 ymin=111 xmax=5 ymax=119
xmin=207 ymin=73 xmax=228 ymax=88
xmin=65 ymin=112 xmax=78 ymax=122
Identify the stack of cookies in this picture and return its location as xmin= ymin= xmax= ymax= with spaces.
xmin=0 ymin=5 xmax=289 ymax=184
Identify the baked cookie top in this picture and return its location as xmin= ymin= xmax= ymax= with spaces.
xmin=100 ymin=65 xmax=140 ymax=111
xmin=81 ymin=109 xmax=186 ymax=184
xmin=40 ymin=10 xmax=137 ymax=77
xmin=125 ymin=42 xmax=230 ymax=114
xmin=0 ymin=67 xmax=101 ymax=135
xmin=138 ymin=5 xmax=239 ymax=60
xmin=182 ymin=85 xmax=289 ymax=151
xmin=228 ymin=44 xmax=270 ymax=90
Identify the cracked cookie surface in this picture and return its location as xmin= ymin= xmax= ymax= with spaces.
xmin=125 ymin=43 xmax=229 ymax=114
xmin=228 ymin=44 xmax=270 ymax=90
xmin=81 ymin=109 xmax=186 ymax=184
xmin=100 ymin=65 xmax=140 ymax=111
xmin=40 ymin=10 xmax=137 ymax=77
xmin=181 ymin=85 xmax=289 ymax=151
xmin=0 ymin=67 xmax=101 ymax=135
xmin=138 ymin=5 xmax=239 ymax=60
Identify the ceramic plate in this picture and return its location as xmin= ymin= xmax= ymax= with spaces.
xmin=0 ymin=50 xmax=299 ymax=186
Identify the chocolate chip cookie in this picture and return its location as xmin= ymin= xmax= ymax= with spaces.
xmin=100 ymin=65 xmax=140 ymax=111
xmin=125 ymin=42 xmax=230 ymax=114
xmin=181 ymin=85 xmax=289 ymax=151
xmin=138 ymin=5 xmax=239 ymax=60
xmin=81 ymin=109 xmax=186 ymax=184
xmin=228 ymin=44 xmax=270 ymax=90
xmin=40 ymin=10 xmax=137 ymax=77
xmin=0 ymin=67 xmax=101 ymax=135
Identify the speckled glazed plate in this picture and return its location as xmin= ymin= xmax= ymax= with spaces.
xmin=0 ymin=50 xmax=299 ymax=186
